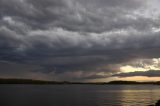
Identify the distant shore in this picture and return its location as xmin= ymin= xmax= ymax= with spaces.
xmin=0 ymin=78 xmax=159 ymax=85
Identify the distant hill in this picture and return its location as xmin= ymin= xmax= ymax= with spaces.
xmin=0 ymin=78 xmax=159 ymax=85
xmin=0 ymin=78 xmax=70 ymax=84
xmin=108 ymin=81 xmax=138 ymax=84
xmin=107 ymin=81 xmax=159 ymax=85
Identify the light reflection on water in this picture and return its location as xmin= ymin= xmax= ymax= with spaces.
xmin=0 ymin=85 xmax=159 ymax=106
xmin=119 ymin=90 xmax=159 ymax=106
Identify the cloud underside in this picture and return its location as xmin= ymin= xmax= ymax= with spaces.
xmin=113 ymin=70 xmax=160 ymax=78
xmin=0 ymin=0 xmax=160 ymax=81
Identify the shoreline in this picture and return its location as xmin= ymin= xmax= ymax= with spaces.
xmin=0 ymin=78 xmax=159 ymax=85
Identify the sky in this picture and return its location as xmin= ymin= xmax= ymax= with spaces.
xmin=0 ymin=0 xmax=160 ymax=82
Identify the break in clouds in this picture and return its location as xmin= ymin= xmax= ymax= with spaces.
xmin=0 ymin=0 xmax=160 ymax=81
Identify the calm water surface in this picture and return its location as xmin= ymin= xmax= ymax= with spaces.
xmin=0 ymin=85 xmax=160 ymax=106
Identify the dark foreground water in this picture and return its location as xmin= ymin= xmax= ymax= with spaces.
xmin=0 ymin=85 xmax=160 ymax=106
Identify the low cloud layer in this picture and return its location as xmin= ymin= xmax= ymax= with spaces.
xmin=0 ymin=0 xmax=160 ymax=81
xmin=112 ymin=70 xmax=160 ymax=77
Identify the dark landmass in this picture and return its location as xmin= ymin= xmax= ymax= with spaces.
xmin=0 ymin=78 xmax=159 ymax=85
xmin=107 ymin=81 xmax=160 ymax=85
xmin=0 ymin=78 xmax=106 ymax=85
xmin=0 ymin=78 xmax=70 ymax=84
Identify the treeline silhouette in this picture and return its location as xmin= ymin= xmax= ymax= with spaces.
xmin=0 ymin=78 xmax=159 ymax=85
xmin=108 ymin=81 xmax=160 ymax=85
xmin=0 ymin=78 xmax=69 ymax=84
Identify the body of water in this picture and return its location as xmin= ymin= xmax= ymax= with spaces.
xmin=0 ymin=84 xmax=160 ymax=106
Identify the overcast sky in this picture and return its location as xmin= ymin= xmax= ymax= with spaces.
xmin=0 ymin=0 xmax=160 ymax=81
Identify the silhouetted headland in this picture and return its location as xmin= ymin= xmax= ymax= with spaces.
xmin=108 ymin=81 xmax=160 ymax=85
xmin=0 ymin=78 xmax=159 ymax=85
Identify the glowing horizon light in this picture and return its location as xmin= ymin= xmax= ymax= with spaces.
xmin=118 ymin=76 xmax=160 ymax=82
xmin=120 ymin=65 xmax=147 ymax=73
xmin=120 ymin=58 xmax=160 ymax=73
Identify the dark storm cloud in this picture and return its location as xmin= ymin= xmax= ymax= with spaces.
xmin=0 ymin=0 xmax=160 ymax=80
xmin=112 ymin=70 xmax=160 ymax=77
xmin=0 ymin=0 xmax=154 ymax=32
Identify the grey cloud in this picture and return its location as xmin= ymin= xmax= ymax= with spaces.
xmin=0 ymin=61 xmax=43 ymax=79
xmin=112 ymin=70 xmax=160 ymax=77
xmin=0 ymin=0 xmax=155 ymax=32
